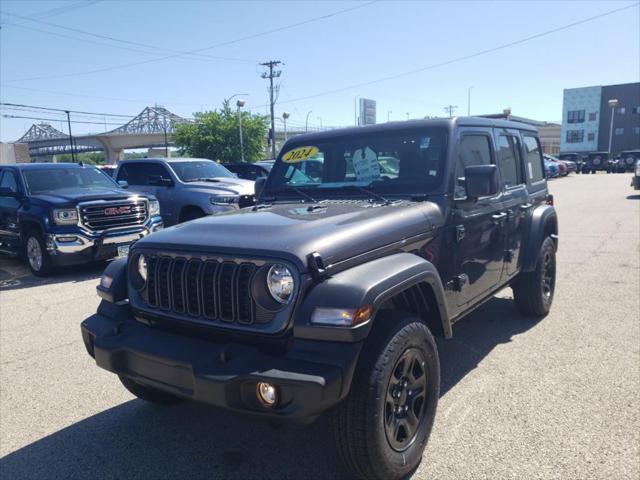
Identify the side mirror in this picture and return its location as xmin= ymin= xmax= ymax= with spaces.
xmin=254 ymin=177 xmax=266 ymax=199
xmin=0 ymin=187 xmax=17 ymax=197
xmin=118 ymin=180 xmax=129 ymax=189
xmin=148 ymin=175 xmax=173 ymax=187
xmin=464 ymin=165 xmax=499 ymax=199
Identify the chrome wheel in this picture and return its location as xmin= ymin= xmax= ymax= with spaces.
xmin=541 ymin=251 xmax=555 ymax=300
xmin=384 ymin=347 xmax=427 ymax=452
xmin=27 ymin=236 xmax=43 ymax=272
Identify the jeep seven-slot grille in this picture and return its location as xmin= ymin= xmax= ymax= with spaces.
xmin=81 ymin=200 xmax=148 ymax=231
xmin=143 ymin=255 xmax=263 ymax=325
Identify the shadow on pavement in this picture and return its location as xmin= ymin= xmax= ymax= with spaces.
xmin=0 ymin=296 xmax=543 ymax=480
xmin=0 ymin=257 xmax=105 ymax=291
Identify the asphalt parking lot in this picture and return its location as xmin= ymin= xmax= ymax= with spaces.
xmin=0 ymin=173 xmax=638 ymax=480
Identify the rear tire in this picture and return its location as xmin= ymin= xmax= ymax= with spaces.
xmin=332 ymin=312 xmax=440 ymax=480
xmin=25 ymin=231 xmax=53 ymax=277
xmin=512 ymin=236 xmax=556 ymax=316
xmin=119 ymin=375 xmax=186 ymax=405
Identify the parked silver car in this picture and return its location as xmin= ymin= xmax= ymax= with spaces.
xmin=115 ymin=158 xmax=255 ymax=226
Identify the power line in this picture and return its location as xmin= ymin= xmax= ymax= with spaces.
xmin=1 ymin=102 xmax=142 ymax=118
xmin=0 ymin=1 xmax=102 ymax=26
xmin=270 ymin=2 xmax=639 ymax=106
xmin=3 ymin=1 xmax=378 ymax=83
xmin=1 ymin=12 xmax=256 ymax=64
xmin=1 ymin=114 xmax=123 ymax=126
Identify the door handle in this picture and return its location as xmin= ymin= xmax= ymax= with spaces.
xmin=491 ymin=212 xmax=507 ymax=223
xmin=520 ymin=203 xmax=532 ymax=211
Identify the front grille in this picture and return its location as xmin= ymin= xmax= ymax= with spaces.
xmin=239 ymin=194 xmax=255 ymax=208
xmin=81 ymin=200 xmax=148 ymax=230
xmin=142 ymin=255 xmax=267 ymax=325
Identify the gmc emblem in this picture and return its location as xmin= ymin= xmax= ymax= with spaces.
xmin=104 ymin=206 xmax=132 ymax=216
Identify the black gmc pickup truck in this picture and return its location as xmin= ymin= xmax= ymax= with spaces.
xmin=82 ymin=118 xmax=558 ymax=480
xmin=0 ymin=163 xmax=163 ymax=276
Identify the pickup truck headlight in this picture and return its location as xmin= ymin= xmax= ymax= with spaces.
xmin=148 ymin=200 xmax=160 ymax=216
xmin=52 ymin=208 xmax=78 ymax=225
xmin=266 ymin=264 xmax=294 ymax=304
xmin=210 ymin=195 xmax=239 ymax=206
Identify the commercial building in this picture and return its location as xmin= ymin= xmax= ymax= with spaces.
xmin=560 ymin=82 xmax=640 ymax=155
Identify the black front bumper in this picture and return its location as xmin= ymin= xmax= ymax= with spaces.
xmin=81 ymin=302 xmax=362 ymax=419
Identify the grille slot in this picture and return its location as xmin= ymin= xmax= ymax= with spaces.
xmin=81 ymin=200 xmax=148 ymax=231
xmin=143 ymin=255 xmax=265 ymax=326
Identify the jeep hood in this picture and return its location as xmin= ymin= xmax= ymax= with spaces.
xmin=137 ymin=201 xmax=443 ymax=272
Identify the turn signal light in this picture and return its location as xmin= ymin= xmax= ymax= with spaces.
xmin=310 ymin=305 xmax=374 ymax=327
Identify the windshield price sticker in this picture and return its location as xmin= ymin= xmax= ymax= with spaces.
xmin=352 ymin=146 xmax=381 ymax=183
xmin=282 ymin=146 xmax=319 ymax=163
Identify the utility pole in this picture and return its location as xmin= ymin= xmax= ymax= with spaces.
xmin=64 ymin=110 xmax=76 ymax=163
xmin=443 ymin=105 xmax=458 ymax=118
xmin=260 ymin=60 xmax=282 ymax=159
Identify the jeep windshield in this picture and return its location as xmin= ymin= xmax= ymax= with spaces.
xmin=22 ymin=167 xmax=118 ymax=195
xmin=265 ymin=127 xmax=447 ymax=201
xmin=169 ymin=160 xmax=234 ymax=182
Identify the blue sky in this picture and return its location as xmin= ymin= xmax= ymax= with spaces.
xmin=1 ymin=0 xmax=638 ymax=142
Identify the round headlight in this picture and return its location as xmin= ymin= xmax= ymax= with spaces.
xmin=137 ymin=254 xmax=148 ymax=282
xmin=266 ymin=264 xmax=294 ymax=304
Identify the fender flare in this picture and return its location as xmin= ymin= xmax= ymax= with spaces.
xmin=521 ymin=205 xmax=558 ymax=272
xmin=294 ymin=252 xmax=451 ymax=342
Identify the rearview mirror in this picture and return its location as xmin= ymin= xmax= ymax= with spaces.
xmin=254 ymin=177 xmax=266 ymax=199
xmin=118 ymin=180 xmax=129 ymax=189
xmin=464 ymin=165 xmax=499 ymax=199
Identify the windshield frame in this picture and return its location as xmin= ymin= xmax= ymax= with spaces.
xmin=168 ymin=160 xmax=234 ymax=182
xmin=21 ymin=166 xmax=120 ymax=195
xmin=263 ymin=126 xmax=449 ymax=201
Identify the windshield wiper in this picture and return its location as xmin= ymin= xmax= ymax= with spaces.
xmin=280 ymin=186 xmax=317 ymax=203
xmin=337 ymin=185 xmax=392 ymax=205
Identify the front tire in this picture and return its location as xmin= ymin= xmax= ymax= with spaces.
xmin=332 ymin=312 xmax=440 ymax=480
xmin=119 ymin=375 xmax=185 ymax=405
xmin=25 ymin=231 xmax=53 ymax=277
xmin=512 ymin=236 xmax=556 ymax=316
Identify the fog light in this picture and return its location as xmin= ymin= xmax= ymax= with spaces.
xmin=100 ymin=275 xmax=113 ymax=289
xmin=57 ymin=235 xmax=78 ymax=242
xmin=256 ymin=382 xmax=278 ymax=407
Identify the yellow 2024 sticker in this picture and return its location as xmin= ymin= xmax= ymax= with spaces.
xmin=282 ymin=146 xmax=319 ymax=163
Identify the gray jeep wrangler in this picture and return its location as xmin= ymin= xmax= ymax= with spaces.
xmin=82 ymin=118 xmax=558 ymax=480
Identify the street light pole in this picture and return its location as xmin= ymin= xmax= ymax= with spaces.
xmin=607 ymin=99 xmax=619 ymax=157
xmin=305 ymin=110 xmax=312 ymax=132
xmin=64 ymin=110 xmax=76 ymax=163
xmin=237 ymin=99 xmax=246 ymax=162
xmin=225 ymin=93 xmax=249 ymax=104
xmin=387 ymin=110 xmax=392 ymax=122
xmin=282 ymin=112 xmax=290 ymax=141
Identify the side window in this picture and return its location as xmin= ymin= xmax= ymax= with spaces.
xmin=523 ymin=135 xmax=544 ymax=182
xmin=455 ymin=134 xmax=492 ymax=199
xmin=496 ymin=135 xmax=523 ymax=188
xmin=0 ymin=170 xmax=18 ymax=192
xmin=117 ymin=163 xmax=169 ymax=186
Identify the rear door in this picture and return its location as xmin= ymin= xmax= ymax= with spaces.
xmin=494 ymin=129 xmax=529 ymax=277
xmin=0 ymin=169 xmax=22 ymax=252
xmin=452 ymin=129 xmax=506 ymax=307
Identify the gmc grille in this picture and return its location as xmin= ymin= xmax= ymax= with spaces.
xmin=142 ymin=255 xmax=271 ymax=325
xmin=81 ymin=200 xmax=148 ymax=231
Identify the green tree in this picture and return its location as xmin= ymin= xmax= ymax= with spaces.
xmin=173 ymin=101 xmax=268 ymax=163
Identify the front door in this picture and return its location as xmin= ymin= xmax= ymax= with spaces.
xmin=0 ymin=169 xmax=22 ymax=252
xmin=452 ymin=131 xmax=505 ymax=307
xmin=117 ymin=162 xmax=176 ymax=225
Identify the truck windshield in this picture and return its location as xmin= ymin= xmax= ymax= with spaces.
xmin=169 ymin=160 xmax=234 ymax=182
xmin=265 ymin=127 xmax=447 ymax=200
xmin=22 ymin=167 xmax=117 ymax=195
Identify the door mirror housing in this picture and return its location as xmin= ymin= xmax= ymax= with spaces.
xmin=0 ymin=187 xmax=17 ymax=197
xmin=254 ymin=177 xmax=266 ymax=199
xmin=117 ymin=180 xmax=129 ymax=189
xmin=464 ymin=165 xmax=499 ymax=199
xmin=148 ymin=175 xmax=173 ymax=187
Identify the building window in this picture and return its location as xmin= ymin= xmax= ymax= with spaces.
xmin=634 ymin=126 xmax=640 ymax=135
xmin=615 ymin=128 xmax=624 ymax=135
xmin=567 ymin=110 xmax=585 ymax=124
xmin=588 ymin=112 xmax=597 ymax=121
xmin=616 ymin=107 xmax=626 ymax=115
xmin=632 ymin=106 xmax=640 ymax=115
xmin=587 ymin=133 xmax=595 ymax=142
xmin=566 ymin=130 xmax=584 ymax=143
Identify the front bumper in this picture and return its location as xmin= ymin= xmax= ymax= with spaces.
xmin=47 ymin=216 xmax=163 ymax=266
xmin=81 ymin=302 xmax=362 ymax=419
